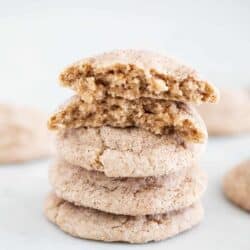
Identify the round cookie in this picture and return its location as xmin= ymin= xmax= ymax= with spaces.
xmin=223 ymin=159 xmax=250 ymax=211
xmin=0 ymin=103 xmax=53 ymax=163
xmin=45 ymin=193 xmax=204 ymax=243
xmin=55 ymin=126 xmax=205 ymax=177
xmin=198 ymin=88 xmax=250 ymax=135
xmin=49 ymin=159 xmax=207 ymax=216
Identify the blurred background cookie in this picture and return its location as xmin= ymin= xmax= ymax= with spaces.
xmin=223 ymin=159 xmax=250 ymax=211
xmin=197 ymin=88 xmax=250 ymax=136
xmin=0 ymin=103 xmax=53 ymax=164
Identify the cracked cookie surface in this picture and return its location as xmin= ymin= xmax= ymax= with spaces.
xmin=0 ymin=103 xmax=53 ymax=163
xmin=48 ymin=95 xmax=207 ymax=143
xmin=55 ymin=126 xmax=205 ymax=177
xmin=223 ymin=159 xmax=250 ymax=211
xmin=49 ymin=159 xmax=207 ymax=215
xmin=44 ymin=193 xmax=204 ymax=243
xmin=59 ymin=49 xmax=218 ymax=104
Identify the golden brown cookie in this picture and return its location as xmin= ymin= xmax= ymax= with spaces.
xmin=59 ymin=49 xmax=218 ymax=104
xmin=45 ymin=193 xmax=204 ymax=243
xmin=48 ymin=96 xmax=207 ymax=143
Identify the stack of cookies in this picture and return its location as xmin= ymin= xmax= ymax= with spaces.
xmin=45 ymin=50 xmax=219 ymax=243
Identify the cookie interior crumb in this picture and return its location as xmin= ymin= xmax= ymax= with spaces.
xmin=48 ymin=96 xmax=207 ymax=143
xmin=59 ymin=50 xmax=218 ymax=104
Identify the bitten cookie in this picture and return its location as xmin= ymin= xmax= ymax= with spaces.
xmin=48 ymin=95 xmax=207 ymax=143
xmin=0 ymin=103 xmax=52 ymax=163
xmin=55 ymin=126 xmax=205 ymax=177
xmin=45 ymin=193 xmax=204 ymax=243
xmin=49 ymin=159 xmax=207 ymax=216
xmin=223 ymin=159 xmax=250 ymax=211
xmin=198 ymin=88 xmax=250 ymax=135
xmin=59 ymin=49 xmax=218 ymax=104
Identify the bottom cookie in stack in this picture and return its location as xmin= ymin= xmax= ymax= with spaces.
xmin=45 ymin=193 xmax=204 ymax=243
xmin=44 ymin=159 xmax=207 ymax=243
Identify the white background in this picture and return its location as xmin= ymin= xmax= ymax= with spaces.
xmin=0 ymin=1 xmax=250 ymax=249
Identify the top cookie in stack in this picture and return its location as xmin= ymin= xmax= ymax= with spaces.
xmin=49 ymin=50 xmax=218 ymax=145
xmin=45 ymin=50 xmax=218 ymax=243
xmin=58 ymin=50 xmax=218 ymax=104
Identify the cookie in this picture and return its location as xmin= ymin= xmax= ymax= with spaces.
xmin=59 ymin=49 xmax=218 ymax=104
xmin=45 ymin=193 xmax=204 ymax=243
xmin=0 ymin=103 xmax=52 ymax=163
xmin=198 ymin=88 xmax=250 ymax=135
xmin=48 ymin=96 xmax=207 ymax=143
xmin=49 ymin=159 xmax=207 ymax=216
xmin=55 ymin=126 xmax=205 ymax=177
xmin=223 ymin=159 xmax=250 ymax=211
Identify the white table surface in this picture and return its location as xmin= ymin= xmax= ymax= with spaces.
xmin=0 ymin=1 xmax=250 ymax=249
xmin=0 ymin=135 xmax=249 ymax=250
